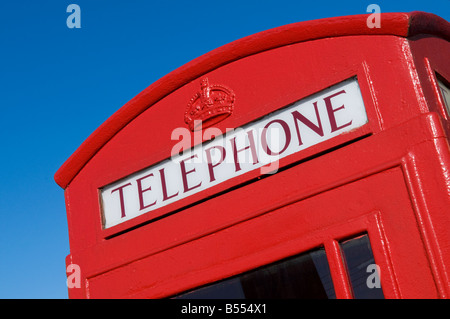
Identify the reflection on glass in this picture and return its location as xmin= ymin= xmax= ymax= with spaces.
xmin=174 ymin=247 xmax=335 ymax=299
xmin=340 ymin=234 xmax=384 ymax=299
xmin=437 ymin=78 xmax=450 ymax=116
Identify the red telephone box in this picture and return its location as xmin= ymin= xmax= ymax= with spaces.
xmin=56 ymin=12 xmax=450 ymax=299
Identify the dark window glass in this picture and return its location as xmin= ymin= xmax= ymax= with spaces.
xmin=340 ymin=234 xmax=384 ymax=299
xmin=436 ymin=73 xmax=450 ymax=116
xmin=174 ymin=247 xmax=335 ymax=299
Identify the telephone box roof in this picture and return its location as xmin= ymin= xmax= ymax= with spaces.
xmin=55 ymin=11 xmax=450 ymax=189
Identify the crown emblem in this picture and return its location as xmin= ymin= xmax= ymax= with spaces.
xmin=185 ymin=78 xmax=235 ymax=131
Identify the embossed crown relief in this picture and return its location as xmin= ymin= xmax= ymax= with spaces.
xmin=184 ymin=78 xmax=235 ymax=131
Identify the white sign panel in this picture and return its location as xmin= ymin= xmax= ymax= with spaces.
xmin=101 ymin=78 xmax=368 ymax=229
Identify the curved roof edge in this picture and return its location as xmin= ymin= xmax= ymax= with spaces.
xmin=55 ymin=11 xmax=450 ymax=189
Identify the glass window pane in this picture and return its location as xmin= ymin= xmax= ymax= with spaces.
xmin=174 ymin=247 xmax=335 ymax=299
xmin=340 ymin=234 xmax=384 ymax=299
xmin=437 ymin=78 xmax=450 ymax=116
xmin=174 ymin=277 xmax=246 ymax=299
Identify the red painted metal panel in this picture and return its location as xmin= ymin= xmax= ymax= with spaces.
xmin=409 ymin=36 xmax=450 ymax=133
xmin=66 ymin=34 xmax=433 ymax=247
xmin=66 ymin=112 xmax=450 ymax=298
xmin=86 ymin=167 xmax=438 ymax=298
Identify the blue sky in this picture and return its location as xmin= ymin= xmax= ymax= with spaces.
xmin=0 ymin=0 xmax=448 ymax=299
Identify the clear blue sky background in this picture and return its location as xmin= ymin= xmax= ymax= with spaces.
xmin=0 ymin=0 xmax=448 ymax=299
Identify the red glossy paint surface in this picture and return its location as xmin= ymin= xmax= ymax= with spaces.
xmin=57 ymin=12 xmax=450 ymax=298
